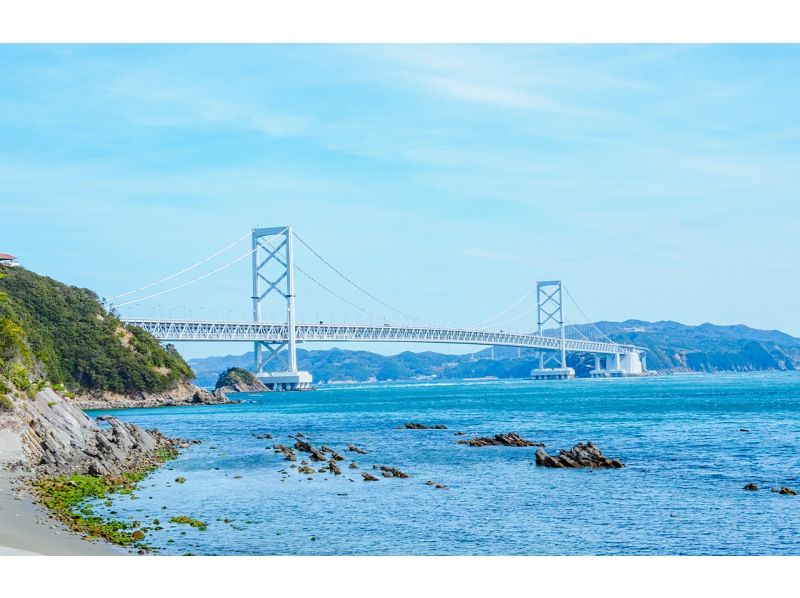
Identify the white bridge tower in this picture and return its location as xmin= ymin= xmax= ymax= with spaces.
xmin=251 ymin=226 xmax=312 ymax=390
xmin=530 ymin=280 xmax=575 ymax=380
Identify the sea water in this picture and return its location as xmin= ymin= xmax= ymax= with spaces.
xmin=87 ymin=372 xmax=800 ymax=555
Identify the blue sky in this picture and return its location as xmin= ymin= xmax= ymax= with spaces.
xmin=1 ymin=44 xmax=799 ymax=358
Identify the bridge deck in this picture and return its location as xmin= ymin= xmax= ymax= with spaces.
xmin=122 ymin=319 xmax=641 ymax=355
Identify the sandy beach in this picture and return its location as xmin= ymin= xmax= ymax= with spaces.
xmin=0 ymin=428 xmax=119 ymax=556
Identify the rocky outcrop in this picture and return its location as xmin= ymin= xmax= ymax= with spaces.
xmin=743 ymin=483 xmax=759 ymax=491
xmin=294 ymin=439 xmax=327 ymax=462
xmin=361 ymin=472 xmax=379 ymax=481
xmin=214 ymin=367 xmax=268 ymax=396
xmin=401 ymin=422 xmax=448 ymax=429
xmin=535 ymin=442 xmax=624 ymax=469
xmin=347 ymin=444 xmax=368 ymax=454
xmin=272 ymin=444 xmax=297 ymax=461
xmin=458 ymin=432 xmax=544 ymax=447
xmin=9 ymin=388 xmax=180 ymax=477
xmin=379 ymin=465 xmax=409 ymax=478
xmin=75 ymin=381 xmax=234 ymax=410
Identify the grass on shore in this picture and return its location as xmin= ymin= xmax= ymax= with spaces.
xmin=32 ymin=446 xmax=179 ymax=551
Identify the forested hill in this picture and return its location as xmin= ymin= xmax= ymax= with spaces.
xmin=0 ymin=266 xmax=193 ymax=395
xmin=587 ymin=320 xmax=800 ymax=371
xmin=188 ymin=320 xmax=800 ymax=385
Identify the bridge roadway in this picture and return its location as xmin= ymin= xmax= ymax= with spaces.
xmin=121 ymin=318 xmax=641 ymax=356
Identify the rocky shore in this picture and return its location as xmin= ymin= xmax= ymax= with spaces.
xmin=0 ymin=385 xmax=191 ymax=553
xmin=74 ymin=381 xmax=233 ymax=410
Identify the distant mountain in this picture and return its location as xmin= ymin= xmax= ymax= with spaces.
xmin=187 ymin=320 xmax=800 ymax=386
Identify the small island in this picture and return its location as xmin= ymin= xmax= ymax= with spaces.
xmin=214 ymin=367 xmax=268 ymax=396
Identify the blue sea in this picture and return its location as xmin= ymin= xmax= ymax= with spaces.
xmin=87 ymin=373 xmax=800 ymax=555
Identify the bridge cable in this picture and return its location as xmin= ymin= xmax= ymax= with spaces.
xmin=469 ymin=285 xmax=537 ymax=329
xmin=562 ymin=285 xmax=616 ymax=345
xmin=292 ymin=232 xmax=427 ymax=324
xmin=110 ymin=231 xmax=252 ymax=300
xmin=253 ymin=234 xmax=388 ymax=322
xmin=112 ymin=238 xmax=275 ymax=308
xmin=484 ymin=303 xmax=539 ymax=331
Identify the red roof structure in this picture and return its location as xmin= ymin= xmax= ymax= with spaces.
xmin=0 ymin=253 xmax=15 ymax=260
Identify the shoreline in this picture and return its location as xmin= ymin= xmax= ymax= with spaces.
xmin=0 ymin=389 xmax=193 ymax=556
xmin=0 ymin=468 xmax=121 ymax=555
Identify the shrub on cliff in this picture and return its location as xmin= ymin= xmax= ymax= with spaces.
xmin=0 ymin=267 xmax=193 ymax=394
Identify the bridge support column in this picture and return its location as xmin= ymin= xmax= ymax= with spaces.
xmin=531 ymin=280 xmax=574 ymax=380
xmin=251 ymin=226 xmax=313 ymax=391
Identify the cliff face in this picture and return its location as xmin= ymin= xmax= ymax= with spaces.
xmin=3 ymin=387 xmax=179 ymax=476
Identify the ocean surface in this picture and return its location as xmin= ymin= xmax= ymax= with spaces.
xmin=87 ymin=373 xmax=800 ymax=555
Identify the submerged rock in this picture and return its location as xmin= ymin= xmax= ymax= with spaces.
xmin=379 ymin=465 xmax=409 ymax=478
xmin=535 ymin=442 xmax=624 ymax=469
xmin=401 ymin=422 xmax=448 ymax=430
xmin=347 ymin=444 xmax=368 ymax=454
xmin=458 ymin=432 xmax=544 ymax=447
xmin=324 ymin=461 xmax=342 ymax=475
xmin=272 ymin=444 xmax=297 ymax=461
xmin=779 ymin=487 xmax=798 ymax=495
xmin=294 ymin=440 xmax=327 ymax=462
xmin=361 ymin=472 xmax=379 ymax=481
xmin=743 ymin=483 xmax=759 ymax=491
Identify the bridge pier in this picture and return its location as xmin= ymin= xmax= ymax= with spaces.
xmin=590 ymin=351 xmax=644 ymax=377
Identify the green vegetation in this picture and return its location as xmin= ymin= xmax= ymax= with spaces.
xmin=0 ymin=267 xmax=194 ymax=394
xmin=32 ymin=446 xmax=178 ymax=549
xmin=34 ymin=474 xmax=148 ymax=547
xmin=170 ymin=515 xmax=207 ymax=530
xmin=0 ymin=393 xmax=12 ymax=411
xmin=214 ymin=366 xmax=261 ymax=390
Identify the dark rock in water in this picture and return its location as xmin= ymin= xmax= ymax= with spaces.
xmin=347 ymin=444 xmax=368 ymax=454
xmin=298 ymin=465 xmax=315 ymax=474
xmin=458 ymin=432 xmax=544 ymax=447
xmin=454 ymin=431 xmax=465 ymax=436
xmin=379 ymin=465 xmax=409 ymax=478
xmin=743 ymin=483 xmax=759 ymax=491
xmin=739 ymin=428 xmax=750 ymax=432
xmin=175 ymin=476 xmax=186 ymax=484
xmin=362 ymin=472 xmax=379 ymax=481
xmin=320 ymin=446 xmax=344 ymax=461
xmin=535 ymin=442 xmax=625 ymax=469
xmin=401 ymin=422 xmax=448 ymax=430
xmin=294 ymin=439 xmax=327 ymax=462
xmin=349 ymin=462 xmax=359 ymax=469
xmin=324 ymin=461 xmax=342 ymax=475
xmin=779 ymin=487 xmax=798 ymax=495
xmin=255 ymin=433 xmax=273 ymax=440
xmin=435 ymin=484 xmax=448 ymax=489
xmin=425 ymin=480 xmax=435 ymax=486
xmin=272 ymin=444 xmax=297 ymax=461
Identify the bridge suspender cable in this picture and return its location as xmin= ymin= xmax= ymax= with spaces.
xmin=254 ymin=234 xmax=387 ymax=321
xmin=112 ymin=238 xmax=275 ymax=308
xmin=110 ymin=231 xmax=252 ymax=300
xmin=292 ymin=232 xmax=426 ymax=324
xmin=562 ymin=285 xmax=616 ymax=344
xmin=469 ymin=285 xmax=537 ymax=329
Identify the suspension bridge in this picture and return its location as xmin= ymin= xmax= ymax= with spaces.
xmin=117 ymin=226 xmax=646 ymax=390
